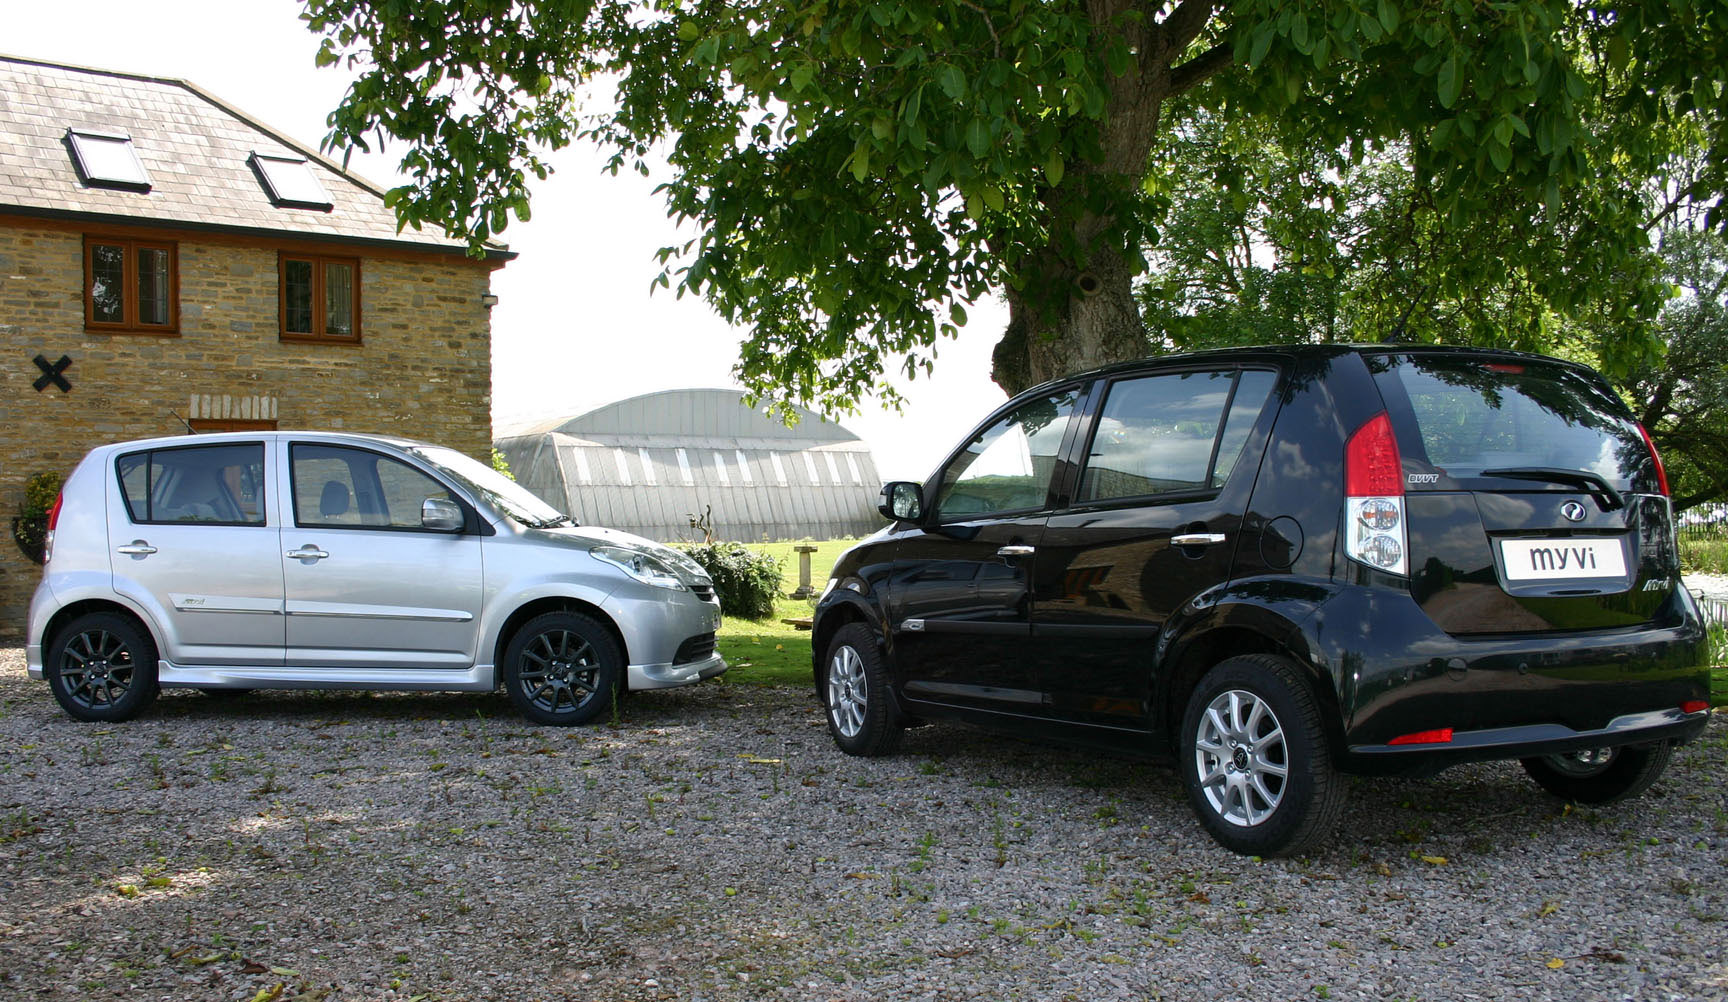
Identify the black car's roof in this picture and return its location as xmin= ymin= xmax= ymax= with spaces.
xmin=1018 ymin=342 xmax=1594 ymax=399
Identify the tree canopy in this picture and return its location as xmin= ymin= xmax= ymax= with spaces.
xmin=305 ymin=0 xmax=1728 ymax=416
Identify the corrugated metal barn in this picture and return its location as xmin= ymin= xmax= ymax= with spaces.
xmin=493 ymin=389 xmax=885 ymax=542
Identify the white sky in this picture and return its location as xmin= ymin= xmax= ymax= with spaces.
xmin=6 ymin=0 xmax=1010 ymax=481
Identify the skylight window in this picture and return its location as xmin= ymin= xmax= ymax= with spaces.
xmin=66 ymin=128 xmax=151 ymax=191
xmin=250 ymin=152 xmax=333 ymax=210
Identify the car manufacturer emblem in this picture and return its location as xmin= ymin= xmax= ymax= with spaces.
xmin=1561 ymin=501 xmax=1588 ymax=522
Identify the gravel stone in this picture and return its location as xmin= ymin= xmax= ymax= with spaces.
xmin=1 ymin=644 xmax=1724 ymax=1001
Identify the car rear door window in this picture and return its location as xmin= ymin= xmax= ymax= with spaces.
xmin=115 ymin=444 xmax=266 ymax=525
xmin=1080 ymin=369 xmax=1276 ymax=502
xmin=934 ymin=389 xmax=1079 ymax=518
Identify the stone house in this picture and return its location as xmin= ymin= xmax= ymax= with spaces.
xmin=0 ymin=55 xmax=512 ymax=632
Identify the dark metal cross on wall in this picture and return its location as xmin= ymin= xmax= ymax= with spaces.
xmin=32 ymin=354 xmax=72 ymax=393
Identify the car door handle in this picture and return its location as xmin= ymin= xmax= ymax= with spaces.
xmin=286 ymin=546 xmax=330 ymax=561
xmin=116 ymin=541 xmax=157 ymax=556
xmin=996 ymin=545 xmax=1036 ymax=557
xmin=1172 ymin=533 xmax=1227 ymax=546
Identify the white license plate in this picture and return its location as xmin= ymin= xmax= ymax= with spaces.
xmin=1500 ymin=538 xmax=1627 ymax=581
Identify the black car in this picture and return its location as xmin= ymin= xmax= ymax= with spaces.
xmin=812 ymin=345 xmax=1713 ymax=855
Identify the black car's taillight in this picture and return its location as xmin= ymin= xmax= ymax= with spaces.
xmin=1637 ymin=423 xmax=1670 ymax=497
xmin=1344 ymin=412 xmax=1406 ymax=576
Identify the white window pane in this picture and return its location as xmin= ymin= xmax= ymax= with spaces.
xmin=735 ymin=450 xmax=754 ymax=482
xmin=613 ymin=448 xmax=633 ymax=486
xmin=846 ymin=454 xmax=863 ymax=485
xmin=252 ymin=152 xmax=333 ymax=209
xmin=676 ymin=448 xmax=695 ymax=485
xmin=713 ymin=453 xmax=730 ymax=484
xmin=769 ymin=453 xmax=788 ymax=485
xmin=573 ymin=449 xmax=592 ymax=484
xmin=637 ymin=448 xmax=658 ymax=485
xmin=69 ymin=130 xmax=150 ymax=188
xmin=824 ymin=453 xmax=842 ymax=483
xmin=802 ymin=453 xmax=821 ymax=484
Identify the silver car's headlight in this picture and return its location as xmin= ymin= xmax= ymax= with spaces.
xmin=591 ymin=545 xmax=688 ymax=591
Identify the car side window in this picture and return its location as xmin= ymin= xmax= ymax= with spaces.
xmin=934 ymin=389 xmax=1078 ymax=518
xmin=291 ymin=444 xmax=455 ymax=530
xmin=116 ymin=444 xmax=266 ymax=525
xmin=1080 ymin=369 xmax=1276 ymax=502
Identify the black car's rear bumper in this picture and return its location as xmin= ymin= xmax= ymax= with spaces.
xmin=1345 ymin=705 xmax=1711 ymax=773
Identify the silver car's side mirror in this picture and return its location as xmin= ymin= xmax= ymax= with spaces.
xmin=422 ymin=497 xmax=465 ymax=532
xmin=878 ymin=481 xmax=923 ymax=522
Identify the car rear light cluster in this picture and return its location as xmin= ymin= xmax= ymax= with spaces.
xmin=1344 ymin=412 xmax=1407 ymax=575
xmin=1637 ymin=423 xmax=1670 ymax=497
xmin=43 ymin=492 xmax=63 ymax=565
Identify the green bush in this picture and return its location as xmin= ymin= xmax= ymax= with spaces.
xmin=22 ymin=471 xmax=61 ymax=519
xmin=676 ymin=542 xmax=783 ymax=620
xmin=1682 ymin=538 xmax=1728 ymax=575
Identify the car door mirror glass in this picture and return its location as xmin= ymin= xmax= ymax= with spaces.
xmin=879 ymin=481 xmax=923 ymax=522
xmin=422 ymin=497 xmax=464 ymax=531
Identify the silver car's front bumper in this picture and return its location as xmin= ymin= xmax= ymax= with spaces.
xmin=628 ymin=652 xmax=728 ymax=690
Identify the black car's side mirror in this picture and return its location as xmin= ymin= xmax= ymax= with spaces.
xmin=878 ymin=481 xmax=924 ymax=522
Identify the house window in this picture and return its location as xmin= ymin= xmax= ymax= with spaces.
xmin=67 ymin=129 xmax=151 ymax=191
xmin=280 ymin=253 xmax=360 ymax=342
xmin=251 ymin=152 xmax=332 ymax=210
xmin=84 ymin=236 xmax=177 ymax=333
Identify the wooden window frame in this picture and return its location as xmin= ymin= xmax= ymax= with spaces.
xmin=83 ymin=235 xmax=179 ymax=334
xmin=279 ymin=252 xmax=362 ymax=344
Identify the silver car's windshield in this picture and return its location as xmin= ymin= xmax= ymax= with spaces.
xmin=410 ymin=445 xmax=570 ymax=528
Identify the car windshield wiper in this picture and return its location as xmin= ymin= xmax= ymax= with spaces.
xmin=1480 ymin=467 xmax=1624 ymax=511
xmin=534 ymin=514 xmax=574 ymax=528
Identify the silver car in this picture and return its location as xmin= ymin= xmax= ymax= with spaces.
xmin=26 ymin=432 xmax=725 ymax=725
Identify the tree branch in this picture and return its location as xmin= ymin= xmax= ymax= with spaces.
xmin=1169 ymin=42 xmax=1233 ymax=97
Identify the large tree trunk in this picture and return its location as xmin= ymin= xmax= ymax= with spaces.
xmin=987 ymin=0 xmax=1224 ymax=396
xmin=992 ymin=245 xmax=1149 ymax=395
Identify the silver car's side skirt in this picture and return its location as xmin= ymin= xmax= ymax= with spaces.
xmin=157 ymin=661 xmax=497 ymax=692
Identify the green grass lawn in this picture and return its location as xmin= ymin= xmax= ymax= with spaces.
xmin=715 ymin=537 xmax=862 ymax=687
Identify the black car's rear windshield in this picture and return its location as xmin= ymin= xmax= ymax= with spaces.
xmin=1367 ymin=353 xmax=1658 ymax=493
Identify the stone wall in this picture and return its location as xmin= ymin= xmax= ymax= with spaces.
xmin=0 ymin=219 xmax=498 ymax=635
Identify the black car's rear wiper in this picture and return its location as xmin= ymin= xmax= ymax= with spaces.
xmin=1480 ymin=467 xmax=1624 ymax=512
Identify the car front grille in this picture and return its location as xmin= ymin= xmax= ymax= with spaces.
xmin=674 ymin=632 xmax=717 ymax=665
xmin=691 ymin=584 xmax=715 ymax=602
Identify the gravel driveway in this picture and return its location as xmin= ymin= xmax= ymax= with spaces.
xmin=2 ymin=645 xmax=1724 ymax=1001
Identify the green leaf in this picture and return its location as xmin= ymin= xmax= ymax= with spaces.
xmin=950 ymin=302 xmax=968 ymax=326
xmin=790 ymin=62 xmax=815 ymax=93
xmin=1248 ymin=27 xmax=1274 ymax=68
xmin=1377 ymin=0 xmax=1399 ymax=34
xmin=982 ymin=185 xmax=1005 ymax=212
xmin=1046 ymin=149 xmax=1064 ymax=188
xmin=938 ymin=64 xmax=966 ymax=101
xmin=677 ymin=21 xmax=700 ymax=42
xmin=966 ymin=118 xmax=989 ymax=159
xmin=903 ymin=84 xmax=924 ymax=124
xmin=1437 ymin=54 xmax=1462 ymax=109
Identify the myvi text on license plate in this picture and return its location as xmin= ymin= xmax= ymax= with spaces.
xmin=1500 ymin=538 xmax=1627 ymax=581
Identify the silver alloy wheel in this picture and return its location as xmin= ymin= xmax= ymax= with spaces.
xmin=1194 ymin=688 xmax=1290 ymax=827
xmin=1542 ymin=747 xmax=1617 ymax=777
xmin=517 ymin=629 xmax=600 ymax=715
xmin=58 ymin=628 xmax=137 ymax=710
xmin=828 ymin=644 xmax=867 ymax=738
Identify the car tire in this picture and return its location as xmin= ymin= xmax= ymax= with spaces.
xmin=1179 ymin=654 xmax=1345 ymax=857
xmin=823 ymin=623 xmax=903 ymax=757
xmin=1520 ymin=742 xmax=1673 ymax=804
xmin=501 ymin=611 xmax=622 ymax=727
xmin=45 ymin=612 xmax=160 ymax=723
